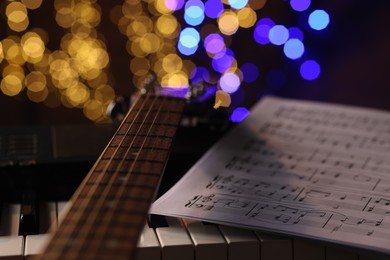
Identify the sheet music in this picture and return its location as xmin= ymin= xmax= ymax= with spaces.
xmin=150 ymin=96 xmax=390 ymax=255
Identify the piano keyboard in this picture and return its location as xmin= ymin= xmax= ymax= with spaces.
xmin=0 ymin=202 xmax=382 ymax=260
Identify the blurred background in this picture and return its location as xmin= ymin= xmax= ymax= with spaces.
xmin=1 ymin=0 xmax=390 ymax=127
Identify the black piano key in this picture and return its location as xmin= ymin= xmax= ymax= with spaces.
xmin=149 ymin=214 xmax=168 ymax=228
xmin=18 ymin=190 xmax=39 ymax=235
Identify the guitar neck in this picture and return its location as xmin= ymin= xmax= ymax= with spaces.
xmin=39 ymin=94 xmax=186 ymax=259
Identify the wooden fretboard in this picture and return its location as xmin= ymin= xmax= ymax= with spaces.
xmin=39 ymin=94 xmax=185 ymax=259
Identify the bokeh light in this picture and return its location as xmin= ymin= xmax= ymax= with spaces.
xmin=0 ymin=0 xmax=330 ymax=122
xmin=230 ymin=107 xmax=250 ymax=122
xmin=308 ymin=9 xmax=330 ymax=30
xmin=253 ymin=18 xmax=275 ymax=45
xmin=290 ymin=0 xmax=311 ymax=12
xmin=300 ymin=60 xmax=321 ymax=80
xmin=269 ymin=25 xmax=289 ymax=46
xmin=283 ymin=39 xmax=305 ymax=60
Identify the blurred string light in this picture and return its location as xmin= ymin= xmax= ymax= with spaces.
xmin=0 ymin=0 xmax=115 ymax=123
xmin=114 ymin=0 xmax=326 ymax=122
xmin=0 ymin=0 xmax=330 ymax=123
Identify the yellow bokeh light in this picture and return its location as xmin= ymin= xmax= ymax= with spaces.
xmin=27 ymin=87 xmax=48 ymax=103
xmin=122 ymin=1 xmax=143 ymax=19
xmin=155 ymin=15 xmax=180 ymax=39
xmin=94 ymin=84 xmax=115 ymax=104
xmin=162 ymin=54 xmax=182 ymax=73
xmin=74 ymin=2 xmax=101 ymax=27
xmin=127 ymin=16 xmax=154 ymax=37
xmin=21 ymin=0 xmax=43 ymax=10
xmin=83 ymin=99 xmax=105 ymax=121
xmin=130 ymin=57 xmax=151 ymax=76
xmin=25 ymin=71 xmax=47 ymax=92
xmin=21 ymin=32 xmax=45 ymax=61
xmin=140 ymin=33 xmax=162 ymax=54
xmin=56 ymin=7 xmax=76 ymax=28
xmin=128 ymin=38 xmax=147 ymax=57
xmin=218 ymin=11 xmax=240 ymax=36
xmin=66 ymin=82 xmax=90 ymax=107
xmin=1 ymin=75 xmax=24 ymax=96
xmin=154 ymin=0 xmax=173 ymax=15
xmin=161 ymin=71 xmax=189 ymax=89
xmin=237 ymin=7 xmax=257 ymax=28
xmin=249 ymin=0 xmax=267 ymax=10
xmin=0 ymin=42 xmax=4 ymax=63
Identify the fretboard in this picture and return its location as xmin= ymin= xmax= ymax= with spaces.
xmin=39 ymin=94 xmax=186 ymax=259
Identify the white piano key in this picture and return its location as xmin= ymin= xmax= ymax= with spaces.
xmin=0 ymin=204 xmax=24 ymax=260
xmin=38 ymin=201 xmax=57 ymax=233
xmin=24 ymin=234 xmax=50 ymax=259
xmin=24 ymin=202 xmax=57 ymax=259
xmin=155 ymin=217 xmax=194 ymax=260
xmin=255 ymin=232 xmax=293 ymax=260
xmin=134 ymin=224 xmax=160 ymax=260
xmin=56 ymin=201 xmax=71 ymax=226
xmin=293 ymin=238 xmax=325 ymax=260
xmin=326 ymin=246 xmax=359 ymax=260
xmin=218 ymin=225 xmax=260 ymax=260
xmin=0 ymin=236 xmax=24 ymax=260
xmin=182 ymin=219 xmax=227 ymax=260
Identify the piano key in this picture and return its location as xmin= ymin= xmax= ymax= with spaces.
xmin=293 ymin=238 xmax=325 ymax=260
xmin=134 ymin=224 xmax=160 ymax=260
xmin=181 ymin=219 xmax=227 ymax=260
xmin=218 ymin=225 xmax=260 ymax=260
xmin=18 ymin=190 xmax=39 ymax=236
xmin=24 ymin=234 xmax=50 ymax=260
xmin=0 ymin=204 xmax=24 ymax=260
xmin=56 ymin=201 xmax=71 ymax=225
xmin=255 ymin=232 xmax=293 ymax=260
xmin=326 ymin=246 xmax=359 ymax=260
xmin=155 ymin=216 xmax=194 ymax=260
xmin=24 ymin=202 xmax=57 ymax=259
xmin=38 ymin=201 xmax=57 ymax=233
xmin=1 ymin=204 xmax=21 ymax=236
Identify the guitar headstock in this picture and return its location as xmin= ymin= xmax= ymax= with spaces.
xmin=107 ymin=75 xmax=232 ymax=131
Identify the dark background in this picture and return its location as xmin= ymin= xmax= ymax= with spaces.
xmin=1 ymin=0 xmax=390 ymax=126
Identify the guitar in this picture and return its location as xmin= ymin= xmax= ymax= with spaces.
xmin=37 ymin=91 xmax=187 ymax=259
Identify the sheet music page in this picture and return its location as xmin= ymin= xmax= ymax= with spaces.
xmin=150 ymin=96 xmax=390 ymax=255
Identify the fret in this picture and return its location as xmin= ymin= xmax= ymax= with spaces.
xmin=39 ymin=94 xmax=186 ymax=259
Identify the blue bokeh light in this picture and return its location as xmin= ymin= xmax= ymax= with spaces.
xmin=184 ymin=0 xmax=205 ymax=26
xmin=308 ymin=9 xmax=330 ymax=31
xmin=212 ymin=48 xmax=235 ymax=73
xmin=228 ymin=0 xmax=248 ymax=10
xmin=290 ymin=0 xmax=311 ymax=12
xmin=283 ymin=39 xmax=305 ymax=60
xmin=253 ymin=18 xmax=275 ymax=45
xmin=300 ymin=60 xmax=321 ymax=80
xmin=204 ymin=33 xmax=225 ymax=54
xmin=269 ymin=25 xmax=289 ymax=46
xmin=204 ymin=0 xmax=224 ymax=18
xmin=178 ymin=28 xmax=200 ymax=55
xmin=240 ymin=63 xmax=259 ymax=83
xmin=230 ymin=107 xmax=250 ymax=122
xmin=288 ymin=27 xmax=304 ymax=41
xmin=219 ymin=72 xmax=241 ymax=93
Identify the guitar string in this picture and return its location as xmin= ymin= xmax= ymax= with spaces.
xmin=87 ymin=94 xmax=177 ymax=256
xmin=71 ymin=93 xmax=161 ymax=257
xmin=49 ymin=92 xmax=155 ymax=257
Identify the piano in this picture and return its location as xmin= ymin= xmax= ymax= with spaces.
xmin=0 ymin=120 xmax=384 ymax=260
